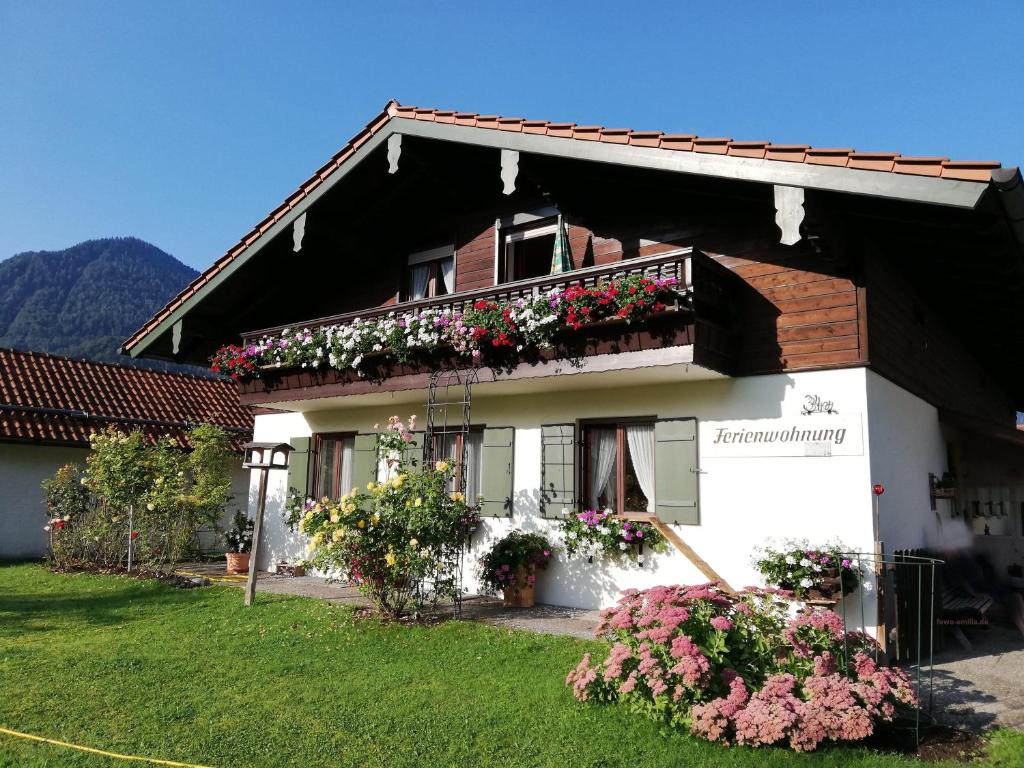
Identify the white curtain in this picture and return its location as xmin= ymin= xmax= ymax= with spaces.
xmin=340 ymin=437 xmax=354 ymax=496
xmin=410 ymin=264 xmax=430 ymax=300
xmin=626 ymin=424 xmax=655 ymax=513
xmin=464 ymin=431 xmax=482 ymax=503
xmin=589 ymin=428 xmax=617 ymax=510
xmin=440 ymin=257 xmax=455 ymax=295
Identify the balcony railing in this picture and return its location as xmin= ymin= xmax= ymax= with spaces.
xmin=241 ymin=248 xmax=695 ymax=343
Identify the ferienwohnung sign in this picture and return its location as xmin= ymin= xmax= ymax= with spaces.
xmin=701 ymin=415 xmax=864 ymax=458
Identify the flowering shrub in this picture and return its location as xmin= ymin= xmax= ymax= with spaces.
xmin=286 ymin=419 xmax=479 ymax=619
xmin=41 ymin=425 xmax=235 ymax=573
xmin=565 ymin=584 xmax=918 ymax=752
xmin=478 ymin=530 xmax=554 ymax=594
xmin=558 ymin=508 xmax=667 ymax=565
xmin=209 ymin=274 xmax=682 ymax=380
xmin=754 ymin=540 xmax=861 ymax=599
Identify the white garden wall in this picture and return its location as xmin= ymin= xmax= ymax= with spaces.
xmin=249 ymin=367 xmax=880 ymax=611
xmin=0 ymin=443 xmax=89 ymax=559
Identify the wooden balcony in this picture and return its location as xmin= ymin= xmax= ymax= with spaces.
xmin=237 ymin=249 xmax=746 ymax=407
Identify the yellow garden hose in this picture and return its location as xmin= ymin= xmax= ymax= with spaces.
xmin=0 ymin=726 xmax=215 ymax=767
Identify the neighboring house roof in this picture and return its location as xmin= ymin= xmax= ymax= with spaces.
xmin=0 ymin=348 xmax=253 ymax=449
xmin=121 ymin=99 xmax=1008 ymax=358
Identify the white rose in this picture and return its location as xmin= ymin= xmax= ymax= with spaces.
xmin=784 ymin=555 xmax=796 ymax=565
xmin=800 ymin=558 xmax=812 ymax=567
xmin=618 ymin=541 xmax=628 ymax=550
xmin=800 ymin=577 xmax=813 ymax=588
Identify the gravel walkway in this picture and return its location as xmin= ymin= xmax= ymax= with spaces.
xmin=914 ymin=624 xmax=1024 ymax=732
xmin=177 ymin=564 xmax=600 ymax=638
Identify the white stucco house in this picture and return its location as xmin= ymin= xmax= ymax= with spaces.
xmin=121 ymin=101 xmax=1024 ymax=628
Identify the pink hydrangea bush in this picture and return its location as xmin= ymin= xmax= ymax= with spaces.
xmin=565 ymin=583 xmax=918 ymax=752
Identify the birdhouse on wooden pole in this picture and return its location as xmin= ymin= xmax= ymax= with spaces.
xmin=241 ymin=442 xmax=293 ymax=606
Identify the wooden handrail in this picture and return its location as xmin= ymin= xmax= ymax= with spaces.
xmin=242 ymin=248 xmax=693 ymax=341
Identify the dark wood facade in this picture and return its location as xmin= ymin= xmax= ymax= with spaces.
xmin=150 ymin=133 xmax=1022 ymax=427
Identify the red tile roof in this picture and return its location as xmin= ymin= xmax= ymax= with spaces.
xmin=0 ymin=348 xmax=253 ymax=449
xmin=122 ymin=99 xmax=1004 ymax=354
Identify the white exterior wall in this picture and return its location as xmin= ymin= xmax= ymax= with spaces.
xmin=864 ymin=370 xmax=948 ymax=552
xmin=0 ymin=443 xmax=89 ymax=559
xmin=250 ymin=367 xmax=879 ymax=611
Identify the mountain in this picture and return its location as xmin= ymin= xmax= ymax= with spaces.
xmin=0 ymin=237 xmax=203 ymax=372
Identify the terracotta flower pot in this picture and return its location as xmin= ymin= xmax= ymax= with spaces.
xmin=225 ymin=552 xmax=250 ymax=575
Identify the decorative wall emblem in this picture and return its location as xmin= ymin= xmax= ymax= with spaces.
xmin=801 ymin=394 xmax=838 ymax=415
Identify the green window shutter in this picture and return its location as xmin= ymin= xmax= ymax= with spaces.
xmin=287 ymin=437 xmax=311 ymax=498
xmin=351 ymin=434 xmax=379 ymax=489
xmin=479 ymin=427 xmax=514 ymax=517
xmin=541 ymin=423 xmax=576 ymax=518
xmin=654 ymin=418 xmax=700 ymax=525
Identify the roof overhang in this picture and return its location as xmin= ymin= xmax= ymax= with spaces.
xmin=123 ymin=113 xmax=992 ymax=361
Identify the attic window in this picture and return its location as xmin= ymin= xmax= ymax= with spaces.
xmin=407 ymin=245 xmax=454 ymax=300
xmin=499 ymin=219 xmax=558 ymax=283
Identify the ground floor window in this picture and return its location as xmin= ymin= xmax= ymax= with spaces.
xmin=582 ymin=420 xmax=655 ymax=515
xmin=313 ymin=433 xmax=354 ymax=499
xmin=430 ymin=428 xmax=483 ymax=503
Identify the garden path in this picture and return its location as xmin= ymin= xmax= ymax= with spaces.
xmin=176 ymin=563 xmax=601 ymax=638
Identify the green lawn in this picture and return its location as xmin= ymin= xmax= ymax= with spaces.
xmin=0 ymin=564 xmax=1021 ymax=768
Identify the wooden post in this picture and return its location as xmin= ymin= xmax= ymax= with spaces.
xmin=623 ymin=512 xmax=734 ymax=592
xmin=244 ymin=468 xmax=270 ymax=607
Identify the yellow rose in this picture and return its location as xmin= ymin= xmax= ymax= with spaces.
xmin=409 ymin=538 xmax=418 ymax=548
xmin=385 ymin=552 xmax=397 ymax=567
xmin=332 ymin=529 xmax=344 ymax=542
xmin=391 ymin=477 xmax=403 ymax=489
xmin=435 ymin=460 xmax=450 ymax=472
xmin=357 ymin=519 xmax=366 ymax=529
xmin=330 ymin=512 xmax=340 ymax=523
xmin=414 ymin=497 xmax=422 ymax=508
xmin=372 ymin=513 xmax=381 ymax=523
xmin=146 ymin=503 xmax=155 ymax=511
xmin=450 ymin=492 xmax=464 ymax=503
xmin=367 ymin=482 xmax=376 ymax=491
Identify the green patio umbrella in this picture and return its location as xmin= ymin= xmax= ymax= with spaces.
xmin=550 ymin=215 xmax=572 ymax=274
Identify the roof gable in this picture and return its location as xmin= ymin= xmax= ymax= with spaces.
xmin=122 ymin=99 xmax=1002 ymax=359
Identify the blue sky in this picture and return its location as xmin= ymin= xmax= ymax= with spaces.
xmin=2 ymin=1 xmax=1023 ymax=271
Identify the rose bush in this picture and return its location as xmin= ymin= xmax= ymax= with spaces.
xmin=42 ymin=425 xmax=235 ymax=573
xmin=209 ymin=274 xmax=682 ymax=380
xmin=565 ymin=584 xmax=918 ymax=752
xmin=558 ymin=507 xmax=667 ymax=565
xmin=286 ymin=419 xmax=478 ymax=620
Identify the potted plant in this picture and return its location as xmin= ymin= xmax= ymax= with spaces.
xmin=224 ymin=510 xmax=254 ymax=574
xmin=479 ymin=530 xmax=554 ymax=608
xmin=753 ymin=540 xmax=861 ymax=602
